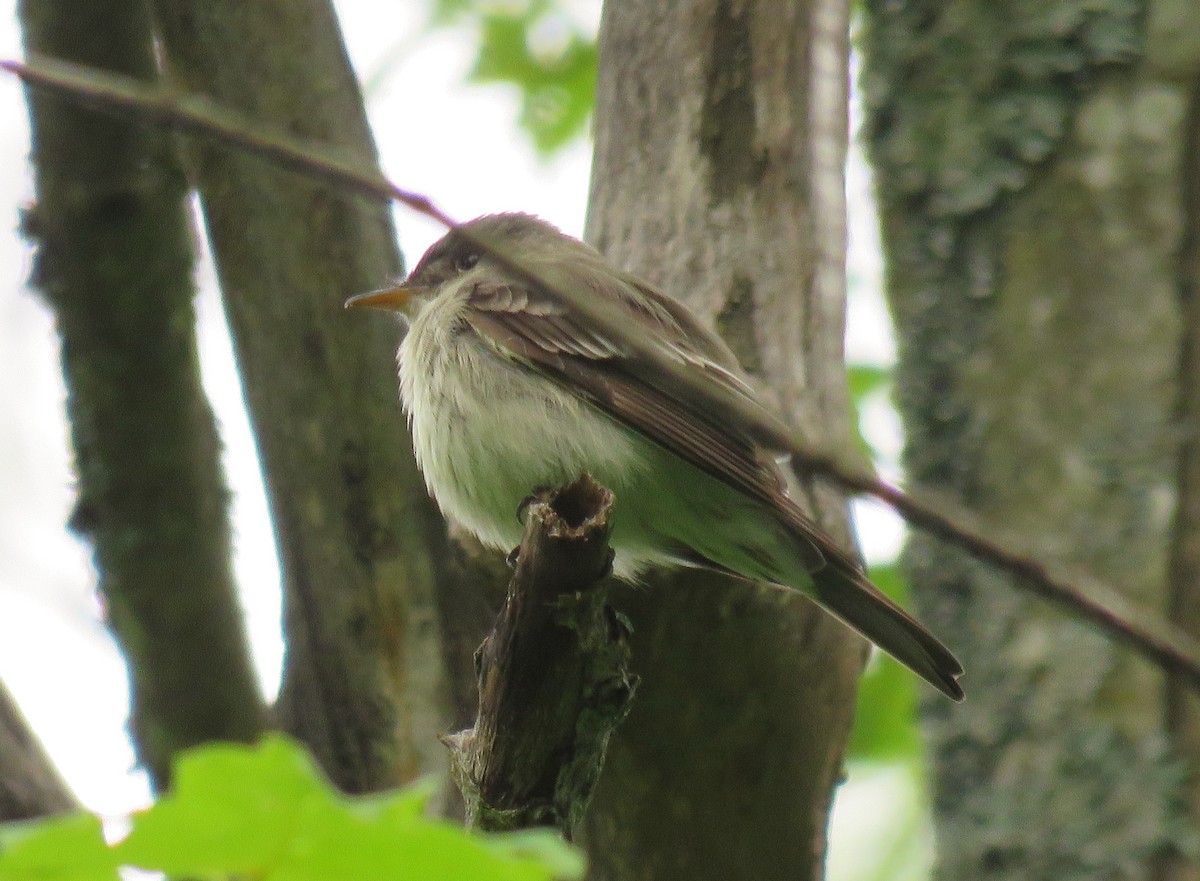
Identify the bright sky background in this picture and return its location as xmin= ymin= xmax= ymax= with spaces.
xmin=0 ymin=2 xmax=916 ymax=878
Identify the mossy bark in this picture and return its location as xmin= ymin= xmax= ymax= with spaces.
xmin=862 ymin=0 xmax=1200 ymax=876
xmin=17 ymin=0 xmax=265 ymax=789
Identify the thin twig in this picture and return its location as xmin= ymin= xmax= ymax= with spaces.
xmin=789 ymin=448 xmax=1200 ymax=689
xmin=0 ymin=54 xmax=455 ymax=225
xmin=5 ymin=53 xmax=1200 ymax=689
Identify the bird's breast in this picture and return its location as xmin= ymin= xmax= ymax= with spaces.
xmin=398 ymin=299 xmax=642 ymax=552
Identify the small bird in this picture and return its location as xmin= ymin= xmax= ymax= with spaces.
xmin=347 ymin=213 xmax=963 ymax=700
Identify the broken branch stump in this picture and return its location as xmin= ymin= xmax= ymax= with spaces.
xmin=443 ymin=474 xmax=637 ymax=838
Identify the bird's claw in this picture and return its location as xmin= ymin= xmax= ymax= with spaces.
xmin=515 ymin=493 xmax=539 ymax=524
xmin=516 ymin=485 xmax=555 ymax=523
xmin=505 ymin=546 xmax=521 ymax=569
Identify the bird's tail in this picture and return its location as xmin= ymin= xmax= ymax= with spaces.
xmin=807 ymin=558 xmax=964 ymax=701
xmin=638 ymin=453 xmax=964 ymax=699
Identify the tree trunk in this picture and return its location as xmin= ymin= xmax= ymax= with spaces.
xmin=862 ymin=0 xmax=1199 ymax=876
xmin=582 ymin=1 xmax=861 ymax=879
xmin=149 ymin=0 xmax=452 ymax=793
xmin=17 ymin=0 xmax=264 ymax=789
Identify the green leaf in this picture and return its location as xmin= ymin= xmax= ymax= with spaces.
xmin=471 ymin=15 xmax=536 ymax=83
xmin=115 ymin=735 xmax=335 ymax=875
xmin=481 ymin=829 xmax=588 ymax=879
xmin=846 ymin=363 xmax=893 ymax=461
xmin=847 ymin=564 xmax=921 ymax=762
xmin=864 ymin=562 xmax=906 ymax=602
xmin=847 ymin=363 xmax=891 ymax=401
xmin=849 ymin=654 xmax=920 ymax=761
xmin=0 ymin=737 xmax=583 ymax=881
xmin=110 ymin=735 xmax=583 ymax=881
xmin=429 ymin=0 xmax=479 ymax=24
xmin=272 ymin=800 xmax=579 ymax=881
xmin=0 ymin=813 xmax=119 ymax=881
xmin=463 ymin=8 xmax=597 ymax=154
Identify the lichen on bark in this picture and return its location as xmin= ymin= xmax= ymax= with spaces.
xmin=862 ymin=0 xmax=1199 ymax=875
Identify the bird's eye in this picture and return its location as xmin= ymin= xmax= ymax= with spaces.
xmin=456 ymin=252 xmax=480 ymax=272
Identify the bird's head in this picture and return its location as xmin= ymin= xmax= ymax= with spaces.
xmin=344 ymin=213 xmax=568 ymax=315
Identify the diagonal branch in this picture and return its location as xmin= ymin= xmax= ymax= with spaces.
xmin=6 ymin=53 xmax=1200 ymax=690
xmin=1 ymin=54 xmax=451 ymax=222
xmin=0 ymin=681 xmax=75 ymax=821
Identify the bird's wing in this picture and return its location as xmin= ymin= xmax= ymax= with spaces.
xmin=463 ymin=270 xmax=860 ymax=575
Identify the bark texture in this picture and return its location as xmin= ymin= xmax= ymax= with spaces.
xmin=446 ymin=475 xmax=635 ymax=838
xmin=148 ymin=0 xmax=451 ymax=793
xmin=583 ymin=1 xmax=862 ymax=879
xmin=862 ymin=0 xmax=1200 ymax=877
xmin=437 ymin=535 xmax=511 ymax=734
xmin=1167 ymin=51 xmax=1200 ymax=881
xmin=18 ymin=0 xmax=264 ymax=789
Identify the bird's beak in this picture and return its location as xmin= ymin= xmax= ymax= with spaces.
xmin=344 ymin=283 xmax=416 ymax=311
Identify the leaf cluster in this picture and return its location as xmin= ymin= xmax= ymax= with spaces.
xmin=432 ymin=0 xmax=597 ymax=154
xmin=0 ymin=736 xmax=583 ymax=881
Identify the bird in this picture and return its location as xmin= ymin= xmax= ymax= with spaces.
xmin=346 ymin=212 xmax=963 ymax=701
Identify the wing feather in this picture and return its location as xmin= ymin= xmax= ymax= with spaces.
xmin=466 ymin=278 xmax=872 ymax=576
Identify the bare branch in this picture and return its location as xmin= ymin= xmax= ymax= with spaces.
xmin=6 ymin=53 xmax=1200 ymax=690
xmin=1 ymin=54 xmax=447 ymax=220
xmin=789 ymin=449 xmax=1200 ymax=690
xmin=0 ymin=681 xmax=75 ymax=820
xmin=444 ymin=475 xmax=635 ymax=838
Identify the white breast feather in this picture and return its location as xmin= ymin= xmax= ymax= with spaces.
xmin=398 ymin=291 xmax=642 ymax=554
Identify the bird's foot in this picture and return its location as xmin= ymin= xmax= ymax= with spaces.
xmin=515 ymin=486 xmax=554 ymax=523
xmin=505 ymin=546 xmax=521 ymax=569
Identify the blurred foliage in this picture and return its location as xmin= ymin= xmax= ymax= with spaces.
xmin=0 ymin=814 xmax=115 ymax=881
xmin=844 ymin=364 xmax=923 ymax=765
xmin=847 ymin=363 xmax=891 ymax=402
xmin=847 ymin=562 xmax=921 ymax=762
xmin=847 ymin=363 xmax=892 ymax=458
xmin=839 ymin=365 xmax=931 ymax=879
xmin=431 ymin=0 xmax=598 ymax=154
xmin=0 ymin=736 xmax=583 ymax=881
